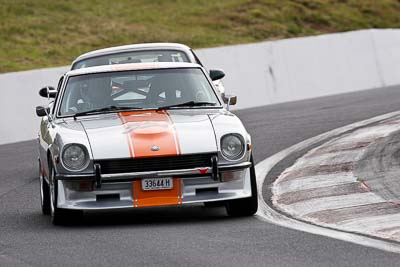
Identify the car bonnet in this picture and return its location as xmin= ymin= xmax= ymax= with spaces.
xmin=78 ymin=110 xmax=218 ymax=160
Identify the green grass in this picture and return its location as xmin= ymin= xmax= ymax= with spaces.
xmin=1 ymin=0 xmax=400 ymax=73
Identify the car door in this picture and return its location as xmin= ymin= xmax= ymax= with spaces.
xmin=38 ymin=76 xmax=64 ymax=179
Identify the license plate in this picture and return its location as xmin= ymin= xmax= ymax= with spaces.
xmin=141 ymin=178 xmax=173 ymax=191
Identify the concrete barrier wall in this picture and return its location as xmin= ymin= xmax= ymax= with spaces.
xmin=0 ymin=66 xmax=69 ymax=144
xmin=197 ymin=29 xmax=400 ymax=109
xmin=1 ymin=29 xmax=399 ymax=145
xmin=372 ymin=29 xmax=400 ymax=86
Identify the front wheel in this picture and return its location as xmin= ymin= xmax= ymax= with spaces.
xmin=225 ymin=155 xmax=258 ymax=217
xmin=39 ymin=161 xmax=51 ymax=215
xmin=49 ymin=164 xmax=82 ymax=225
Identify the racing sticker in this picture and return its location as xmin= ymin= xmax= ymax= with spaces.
xmin=118 ymin=110 xmax=182 ymax=207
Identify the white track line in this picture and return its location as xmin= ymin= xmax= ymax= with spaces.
xmin=338 ymin=124 xmax=400 ymax=142
xmin=276 ymin=192 xmax=386 ymax=217
xmin=274 ymin=173 xmax=355 ymax=195
xmin=255 ymin=110 xmax=400 ymax=253
xmin=338 ymin=213 xmax=400 ymax=233
xmin=289 ymin=149 xmax=365 ymax=170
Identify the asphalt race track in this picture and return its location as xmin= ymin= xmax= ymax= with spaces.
xmin=2 ymin=86 xmax=400 ymax=266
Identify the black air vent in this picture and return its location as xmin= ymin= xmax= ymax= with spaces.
xmin=95 ymin=153 xmax=216 ymax=174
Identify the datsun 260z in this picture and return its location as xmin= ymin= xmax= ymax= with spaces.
xmin=36 ymin=62 xmax=257 ymax=225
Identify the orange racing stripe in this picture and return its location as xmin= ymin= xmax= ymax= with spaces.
xmin=118 ymin=110 xmax=182 ymax=207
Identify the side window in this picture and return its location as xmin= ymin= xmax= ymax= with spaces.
xmin=52 ymin=76 xmax=64 ymax=114
xmin=57 ymin=76 xmax=64 ymax=91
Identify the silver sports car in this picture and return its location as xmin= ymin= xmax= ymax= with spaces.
xmin=36 ymin=62 xmax=257 ymax=225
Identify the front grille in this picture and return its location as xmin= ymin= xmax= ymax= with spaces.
xmin=96 ymin=153 xmax=216 ymax=174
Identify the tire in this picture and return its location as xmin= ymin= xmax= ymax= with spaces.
xmin=225 ymin=155 xmax=258 ymax=217
xmin=39 ymin=161 xmax=51 ymax=215
xmin=49 ymin=163 xmax=82 ymax=225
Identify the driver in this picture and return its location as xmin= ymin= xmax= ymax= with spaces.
xmin=79 ymin=77 xmax=113 ymax=110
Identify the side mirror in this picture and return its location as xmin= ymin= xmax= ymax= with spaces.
xmin=228 ymin=95 xmax=237 ymax=106
xmin=39 ymin=86 xmax=57 ymax=99
xmin=36 ymin=106 xmax=50 ymax=117
xmin=209 ymin=69 xmax=225 ymax=81
xmin=222 ymin=94 xmax=237 ymax=105
xmin=223 ymin=94 xmax=237 ymax=111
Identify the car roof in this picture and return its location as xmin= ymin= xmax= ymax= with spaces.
xmin=66 ymin=62 xmax=202 ymax=76
xmin=72 ymin=43 xmax=192 ymax=65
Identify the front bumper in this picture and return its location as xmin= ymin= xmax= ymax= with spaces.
xmin=56 ymin=162 xmax=252 ymax=210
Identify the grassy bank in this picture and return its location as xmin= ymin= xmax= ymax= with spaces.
xmin=1 ymin=0 xmax=400 ymax=73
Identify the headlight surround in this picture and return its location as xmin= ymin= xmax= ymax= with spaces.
xmin=221 ymin=134 xmax=245 ymax=160
xmin=61 ymin=144 xmax=89 ymax=171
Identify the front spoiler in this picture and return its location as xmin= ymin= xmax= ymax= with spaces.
xmin=56 ymin=165 xmax=252 ymax=210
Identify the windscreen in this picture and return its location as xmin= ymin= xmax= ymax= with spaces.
xmin=72 ymin=50 xmax=190 ymax=69
xmin=59 ymin=68 xmax=220 ymax=116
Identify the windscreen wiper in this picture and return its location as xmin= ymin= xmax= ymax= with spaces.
xmin=73 ymin=106 xmax=141 ymax=119
xmin=157 ymin=101 xmax=216 ymax=110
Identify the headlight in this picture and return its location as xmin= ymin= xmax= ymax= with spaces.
xmin=221 ymin=134 xmax=245 ymax=160
xmin=62 ymin=144 xmax=89 ymax=171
